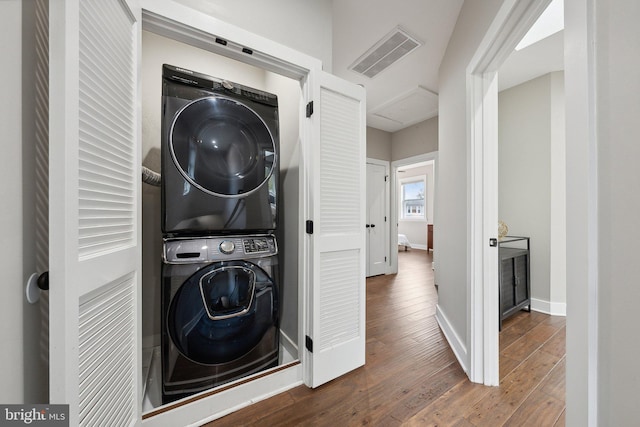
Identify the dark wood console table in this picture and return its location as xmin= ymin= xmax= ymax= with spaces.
xmin=498 ymin=236 xmax=531 ymax=329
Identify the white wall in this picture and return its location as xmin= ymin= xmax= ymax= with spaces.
xmin=436 ymin=0 xmax=504 ymax=365
xmin=141 ymin=31 xmax=300 ymax=349
xmin=548 ymin=71 xmax=566 ymax=309
xmin=0 ymin=0 xmax=47 ymax=404
xmin=498 ymin=72 xmax=566 ymax=312
xmin=366 ymin=127 xmax=392 ymax=161
xmin=172 ymin=0 xmax=333 ymax=72
xmin=391 ymin=116 xmax=438 ymax=161
xmin=264 ymin=72 xmax=301 ymax=345
xmin=593 ymin=0 xmax=640 ymax=423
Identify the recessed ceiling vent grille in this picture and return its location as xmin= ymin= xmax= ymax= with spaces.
xmin=349 ymin=27 xmax=422 ymax=78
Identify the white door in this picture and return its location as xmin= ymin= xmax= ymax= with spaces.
xmin=305 ymin=70 xmax=366 ymax=388
xmin=49 ymin=1 xmax=141 ymax=425
xmin=366 ymin=162 xmax=387 ymax=277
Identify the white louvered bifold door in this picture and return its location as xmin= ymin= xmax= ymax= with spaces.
xmin=49 ymin=0 xmax=141 ymax=425
xmin=306 ymin=71 xmax=366 ymax=387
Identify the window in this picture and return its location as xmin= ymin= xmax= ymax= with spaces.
xmin=400 ymin=176 xmax=426 ymax=220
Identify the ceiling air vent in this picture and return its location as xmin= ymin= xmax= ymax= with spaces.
xmin=349 ymin=26 xmax=422 ymax=78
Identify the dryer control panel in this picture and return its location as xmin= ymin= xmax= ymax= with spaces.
xmin=164 ymin=235 xmax=277 ymax=264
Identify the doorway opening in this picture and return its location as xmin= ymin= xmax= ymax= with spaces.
xmin=496 ymin=8 xmax=566 ymax=391
xmin=139 ymin=28 xmax=302 ymax=413
xmin=138 ymin=5 xmax=316 ymax=422
xmin=466 ymin=0 xmax=565 ymax=385
xmin=390 ymin=152 xmax=438 ymax=275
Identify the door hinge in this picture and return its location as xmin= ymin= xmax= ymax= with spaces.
xmin=305 ymin=335 xmax=313 ymax=353
xmin=384 ymin=175 xmax=388 ymax=182
xmin=306 ymin=220 xmax=314 ymax=234
xmin=306 ymin=101 xmax=314 ymax=117
xmin=384 ymin=216 xmax=387 ymax=222
xmin=385 ymin=256 xmax=387 ymax=262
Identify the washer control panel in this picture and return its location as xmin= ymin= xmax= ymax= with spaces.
xmin=243 ymin=237 xmax=272 ymax=254
xmin=164 ymin=235 xmax=277 ymax=264
xmin=219 ymin=240 xmax=235 ymax=255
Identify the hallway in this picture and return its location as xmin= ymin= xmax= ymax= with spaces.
xmin=209 ymin=249 xmax=565 ymax=426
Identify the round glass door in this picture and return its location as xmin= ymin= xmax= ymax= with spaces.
xmin=167 ymin=260 xmax=274 ymax=365
xmin=169 ymin=96 xmax=276 ymax=198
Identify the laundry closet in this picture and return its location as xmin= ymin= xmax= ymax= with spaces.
xmin=46 ymin=1 xmax=366 ymax=425
xmin=140 ymin=29 xmax=302 ymax=412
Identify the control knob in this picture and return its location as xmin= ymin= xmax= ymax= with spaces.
xmin=219 ymin=240 xmax=235 ymax=255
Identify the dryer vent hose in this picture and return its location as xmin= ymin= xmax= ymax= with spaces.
xmin=142 ymin=165 xmax=161 ymax=187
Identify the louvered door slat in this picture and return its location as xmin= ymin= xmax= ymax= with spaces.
xmin=309 ymin=71 xmax=366 ymax=387
xmin=319 ymin=89 xmax=361 ymax=235
xmin=78 ymin=274 xmax=136 ymax=427
xmin=34 ymin=0 xmax=50 ymax=382
xmin=318 ymin=251 xmax=361 ymax=349
xmin=49 ymin=0 xmax=140 ymax=425
xmin=78 ymin=0 xmax=136 ymax=259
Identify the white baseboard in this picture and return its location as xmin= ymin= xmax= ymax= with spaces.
xmin=435 ymin=305 xmax=468 ymax=375
xmin=531 ymin=298 xmax=567 ymax=316
xmin=398 ymin=243 xmax=427 ymax=251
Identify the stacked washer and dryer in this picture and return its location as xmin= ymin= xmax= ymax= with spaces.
xmin=160 ymin=64 xmax=281 ymax=403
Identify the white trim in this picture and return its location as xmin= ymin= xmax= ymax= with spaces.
xmin=435 ymin=305 xmax=468 ymax=375
xmin=564 ymin=0 xmax=599 ymax=424
xmin=140 ymin=0 xmax=321 ymax=79
xmin=142 ymin=364 xmax=303 ymax=427
xmin=466 ymin=0 xmax=552 ymax=387
xmin=407 ymin=244 xmax=428 ymax=251
xmin=390 ymin=151 xmax=438 ymax=275
xmin=366 ymin=158 xmax=391 ymax=275
xmin=530 ymin=298 xmax=567 ymax=316
xmin=300 ymin=71 xmax=313 ymax=389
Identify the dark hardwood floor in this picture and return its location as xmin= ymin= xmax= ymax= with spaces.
xmin=207 ymin=249 xmax=566 ymax=426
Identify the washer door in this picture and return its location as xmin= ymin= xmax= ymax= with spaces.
xmin=167 ymin=260 xmax=276 ymax=365
xmin=169 ymin=96 xmax=276 ymax=198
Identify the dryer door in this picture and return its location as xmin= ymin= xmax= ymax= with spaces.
xmin=167 ymin=260 xmax=277 ymax=365
xmin=169 ymin=96 xmax=277 ymax=198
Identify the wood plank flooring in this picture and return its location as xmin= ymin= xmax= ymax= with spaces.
xmin=206 ymin=249 xmax=565 ymax=426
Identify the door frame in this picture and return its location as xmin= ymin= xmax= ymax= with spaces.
xmin=466 ymin=0 xmax=554 ymax=388
xmin=466 ymin=0 xmax=599 ymax=421
xmin=390 ymin=151 xmax=438 ymax=275
xmin=140 ymin=5 xmax=313 ymax=421
xmin=366 ymin=158 xmax=390 ymax=276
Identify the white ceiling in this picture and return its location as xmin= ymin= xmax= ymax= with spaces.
xmin=332 ymin=0 xmax=564 ymax=133
xmin=499 ymin=30 xmax=564 ymax=92
xmin=332 ymin=0 xmax=463 ymax=133
xmin=171 ymin=0 xmax=563 ymax=134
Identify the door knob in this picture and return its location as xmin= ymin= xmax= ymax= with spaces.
xmin=370 ymin=224 xmax=376 ymax=228
xmin=25 ymin=271 xmax=49 ymax=304
xmin=37 ymin=271 xmax=49 ymax=290
xmin=365 ymin=224 xmax=370 ymax=228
